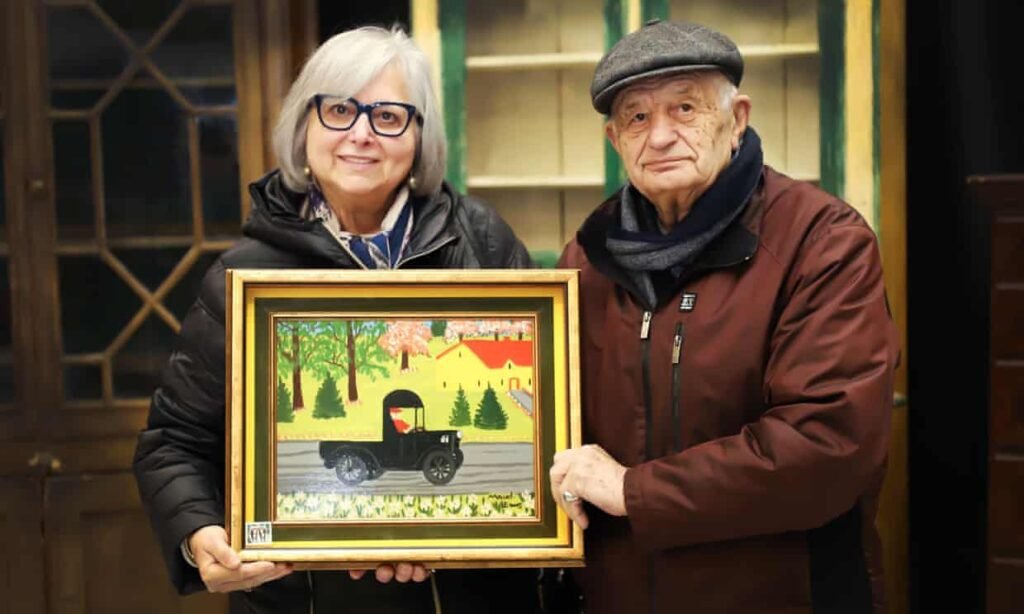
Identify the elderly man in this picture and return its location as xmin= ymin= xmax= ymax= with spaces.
xmin=551 ymin=21 xmax=900 ymax=614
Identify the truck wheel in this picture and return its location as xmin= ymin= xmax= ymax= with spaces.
xmin=335 ymin=453 xmax=368 ymax=486
xmin=422 ymin=450 xmax=456 ymax=485
xmin=367 ymin=464 xmax=385 ymax=480
xmin=453 ymin=449 xmax=465 ymax=469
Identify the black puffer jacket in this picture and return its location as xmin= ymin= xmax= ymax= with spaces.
xmin=132 ymin=171 xmax=538 ymax=613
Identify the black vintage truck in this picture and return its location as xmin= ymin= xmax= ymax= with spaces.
xmin=319 ymin=389 xmax=464 ymax=486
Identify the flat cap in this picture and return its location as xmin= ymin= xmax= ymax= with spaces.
xmin=591 ymin=20 xmax=744 ymax=114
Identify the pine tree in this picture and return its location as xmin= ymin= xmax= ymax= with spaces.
xmin=473 ymin=385 xmax=508 ymax=430
xmin=313 ymin=373 xmax=346 ymax=419
xmin=449 ymin=385 xmax=471 ymax=426
xmin=276 ymin=378 xmax=294 ymax=423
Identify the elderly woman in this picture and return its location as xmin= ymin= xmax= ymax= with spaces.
xmin=133 ymin=26 xmax=539 ymax=614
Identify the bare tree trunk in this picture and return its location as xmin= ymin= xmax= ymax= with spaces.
xmin=346 ymin=321 xmax=359 ymax=402
xmin=292 ymin=330 xmax=304 ymax=410
xmin=401 ymin=351 xmax=409 ymax=371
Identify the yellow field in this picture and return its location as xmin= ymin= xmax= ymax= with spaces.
xmin=276 ymin=338 xmax=535 ymax=443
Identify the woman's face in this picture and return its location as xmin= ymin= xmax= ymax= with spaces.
xmin=305 ymin=63 xmax=418 ymax=218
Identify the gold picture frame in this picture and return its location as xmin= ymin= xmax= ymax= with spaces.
xmin=226 ymin=269 xmax=583 ymax=569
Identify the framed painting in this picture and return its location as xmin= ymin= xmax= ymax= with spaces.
xmin=226 ymin=269 xmax=583 ymax=569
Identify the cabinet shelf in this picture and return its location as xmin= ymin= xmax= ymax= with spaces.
xmin=465 ymin=43 xmax=818 ymax=73
xmin=741 ymin=43 xmax=819 ymax=59
xmin=466 ymin=51 xmax=602 ymax=72
xmin=467 ymin=175 xmax=604 ymax=189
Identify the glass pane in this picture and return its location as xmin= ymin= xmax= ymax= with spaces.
xmin=113 ymin=316 xmax=176 ymax=398
xmin=47 ymin=6 xmax=131 ymax=80
xmin=180 ymin=86 xmax=236 ymax=107
xmin=165 ymin=251 xmax=222 ymax=320
xmin=58 ymin=256 xmax=140 ymax=354
xmin=53 ymin=121 xmax=95 ymax=240
xmin=111 ymin=247 xmax=190 ymax=292
xmin=47 ymin=6 xmax=132 ymax=110
xmin=63 ymin=364 xmax=102 ymax=401
xmin=101 ymin=83 xmax=191 ymax=238
xmin=151 ymin=5 xmax=236 ymax=106
xmin=199 ymin=116 xmax=240 ymax=234
xmin=95 ymin=0 xmax=181 ymax=46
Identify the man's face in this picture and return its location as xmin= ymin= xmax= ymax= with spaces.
xmin=606 ymin=72 xmax=750 ymax=209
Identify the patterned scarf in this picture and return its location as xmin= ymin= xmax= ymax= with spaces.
xmin=305 ymin=184 xmax=414 ymax=269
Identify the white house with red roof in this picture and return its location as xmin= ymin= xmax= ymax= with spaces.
xmin=434 ymin=339 xmax=534 ymax=394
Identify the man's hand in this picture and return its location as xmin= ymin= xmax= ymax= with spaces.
xmin=348 ymin=564 xmax=430 ymax=583
xmin=190 ymin=525 xmax=292 ymax=593
xmin=550 ymin=444 xmax=628 ymax=529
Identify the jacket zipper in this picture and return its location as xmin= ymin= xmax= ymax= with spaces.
xmin=671 ymin=322 xmax=685 ymax=453
xmin=639 ymin=309 xmax=656 ymax=614
xmin=396 ymin=236 xmax=458 ymax=268
xmin=639 ymin=310 xmax=653 ymax=460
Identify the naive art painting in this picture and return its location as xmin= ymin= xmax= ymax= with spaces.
xmin=273 ymin=316 xmax=539 ymax=522
xmin=226 ymin=269 xmax=583 ymax=568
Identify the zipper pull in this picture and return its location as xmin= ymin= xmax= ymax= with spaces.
xmin=640 ymin=310 xmax=652 ymax=339
xmin=672 ymin=323 xmax=684 ymax=364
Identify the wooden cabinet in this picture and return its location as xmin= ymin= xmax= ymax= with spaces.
xmin=0 ymin=0 xmax=296 ymax=610
xmin=971 ymin=174 xmax=1024 ymax=614
xmin=427 ymin=0 xmax=879 ymax=257
xmin=0 ymin=478 xmax=46 ymax=614
xmin=45 ymin=474 xmax=226 ymax=614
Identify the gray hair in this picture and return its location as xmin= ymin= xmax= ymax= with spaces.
xmin=715 ymin=72 xmax=738 ymax=112
xmin=272 ymin=26 xmax=447 ymax=197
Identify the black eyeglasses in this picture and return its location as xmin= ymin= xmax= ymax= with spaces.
xmin=311 ymin=95 xmax=422 ymax=137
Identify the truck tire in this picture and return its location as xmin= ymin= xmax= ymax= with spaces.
xmin=422 ymin=450 xmax=456 ymax=485
xmin=335 ymin=452 xmax=368 ymax=486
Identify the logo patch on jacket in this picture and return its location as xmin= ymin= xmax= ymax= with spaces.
xmin=679 ymin=292 xmax=697 ymax=312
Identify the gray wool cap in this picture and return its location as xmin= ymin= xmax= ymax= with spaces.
xmin=591 ymin=20 xmax=744 ymax=114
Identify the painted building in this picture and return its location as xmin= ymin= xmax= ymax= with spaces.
xmin=435 ymin=340 xmax=534 ymax=393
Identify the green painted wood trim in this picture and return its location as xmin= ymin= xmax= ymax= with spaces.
xmin=818 ymin=0 xmax=845 ymax=198
xmin=641 ymin=0 xmax=669 ymax=24
xmin=603 ymin=0 xmax=627 ymax=196
xmin=871 ymin=0 xmax=882 ymax=236
xmin=439 ymin=0 xmax=466 ymax=193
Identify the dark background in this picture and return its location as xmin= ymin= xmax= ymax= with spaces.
xmin=907 ymin=0 xmax=1024 ymax=612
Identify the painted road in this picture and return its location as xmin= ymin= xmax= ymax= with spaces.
xmin=276 ymin=441 xmax=535 ymax=495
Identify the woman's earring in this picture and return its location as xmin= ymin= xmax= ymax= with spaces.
xmin=303 ymin=165 xmax=312 ymax=178
xmin=408 ymin=175 xmax=418 ymax=190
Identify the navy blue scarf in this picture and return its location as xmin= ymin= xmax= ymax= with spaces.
xmin=605 ymin=127 xmax=763 ymax=308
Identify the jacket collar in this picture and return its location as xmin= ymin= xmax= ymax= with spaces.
xmin=242 ymin=170 xmax=459 ymax=267
xmin=577 ymin=172 xmax=764 ymax=307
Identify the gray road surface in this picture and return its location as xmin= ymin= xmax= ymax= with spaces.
xmin=276 ymin=441 xmax=535 ymax=495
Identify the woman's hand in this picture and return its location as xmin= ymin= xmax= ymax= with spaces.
xmin=189 ymin=525 xmax=293 ymax=592
xmin=349 ymin=564 xmax=431 ymax=583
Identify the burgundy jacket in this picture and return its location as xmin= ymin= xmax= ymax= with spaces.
xmin=558 ymin=168 xmax=900 ymax=614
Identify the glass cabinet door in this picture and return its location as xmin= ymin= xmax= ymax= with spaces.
xmin=44 ymin=0 xmax=243 ymax=418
